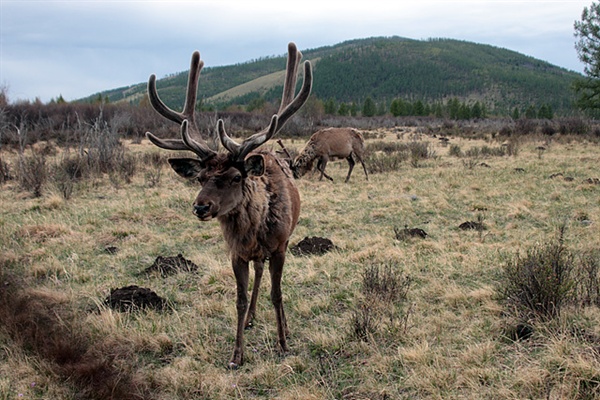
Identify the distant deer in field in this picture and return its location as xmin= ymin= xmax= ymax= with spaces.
xmin=292 ymin=127 xmax=368 ymax=183
xmin=145 ymin=43 xmax=312 ymax=368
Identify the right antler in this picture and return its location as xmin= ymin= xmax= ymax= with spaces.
xmin=218 ymin=42 xmax=312 ymax=161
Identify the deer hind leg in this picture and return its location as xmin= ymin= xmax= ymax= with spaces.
xmin=269 ymin=251 xmax=289 ymax=352
xmin=356 ymin=154 xmax=369 ymax=181
xmin=245 ymin=260 xmax=264 ymax=329
xmin=318 ymin=157 xmax=334 ymax=182
xmin=230 ymin=257 xmax=250 ymax=369
xmin=345 ymin=155 xmax=356 ymax=183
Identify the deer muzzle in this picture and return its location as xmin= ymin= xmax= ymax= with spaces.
xmin=193 ymin=203 xmax=213 ymax=220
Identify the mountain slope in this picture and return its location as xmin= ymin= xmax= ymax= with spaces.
xmin=87 ymin=36 xmax=582 ymax=115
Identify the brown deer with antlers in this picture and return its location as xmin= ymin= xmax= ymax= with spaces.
xmin=292 ymin=127 xmax=368 ymax=183
xmin=145 ymin=43 xmax=312 ymax=368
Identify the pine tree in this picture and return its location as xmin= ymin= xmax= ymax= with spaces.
xmin=574 ymin=2 xmax=600 ymax=111
xmin=362 ymin=97 xmax=376 ymax=117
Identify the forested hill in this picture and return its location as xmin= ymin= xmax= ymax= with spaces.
xmin=88 ymin=36 xmax=582 ymax=115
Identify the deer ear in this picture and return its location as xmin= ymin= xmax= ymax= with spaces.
xmin=244 ymin=154 xmax=265 ymax=177
xmin=168 ymin=158 xmax=204 ymax=178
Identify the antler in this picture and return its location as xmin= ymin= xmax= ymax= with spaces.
xmin=219 ymin=42 xmax=313 ymax=161
xmin=145 ymin=51 xmax=217 ymax=162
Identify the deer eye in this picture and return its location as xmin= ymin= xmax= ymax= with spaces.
xmin=232 ymin=175 xmax=242 ymax=184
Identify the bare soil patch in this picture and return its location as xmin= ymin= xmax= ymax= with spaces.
xmin=144 ymin=253 xmax=199 ymax=277
xmin=290 ymin=236 xmax=336 ymax=256
xmin=459 ymin=221 xmax=487 ymax=231
xmin=104 ymin=285 xmax=168 ymax=312
xmin=394 ymin=226 xmax=428 ymax=240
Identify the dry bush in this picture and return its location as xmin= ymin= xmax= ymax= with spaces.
xmin=365 ymin=140 xmax=435 ymax=173
xmin=465 ymin=145 xmax=506 ymax=158
xmin=365 ymin=151 xmax=408 ymax=174
xmin=499 ymin=225 xmax=577 ymax=322
xmin=352 ymin=263 xmax=413 ymax=341
xmin=17 ymin=152 xmax=47 ymax=197
xmin=574 ymin=250 xmax=600 ymax=307
xmin=0 ymin=156 xmax=12 ymax=183
xmin=448 ymin=144 xmax=463 ymax=157
xmin=141 ymin=151 xmax=167 ymax=188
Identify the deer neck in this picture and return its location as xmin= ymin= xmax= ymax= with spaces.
xmin=218 ymin=178 xmax=269 ymax=261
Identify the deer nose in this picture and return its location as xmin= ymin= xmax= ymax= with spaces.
xmin=193 ymin=204 xmax=211 ymax=218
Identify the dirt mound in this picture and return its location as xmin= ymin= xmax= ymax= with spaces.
xmin=104 ymin=285 xmax=167 ymax=312
xmin=394 ymin=226 xmax=428 ymax=240
xmin=290 ymin=236 xmax=336 ymax=256
xmin=144 ymin=254 xmax=198 ymax=277
xmin=585 ymin=177 xmax=600 ymax=185
xmin=459 ymin=221 xmax=486 ymax=231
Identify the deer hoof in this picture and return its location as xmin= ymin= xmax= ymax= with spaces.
xmin=228 ymin=361 xmax=240 ymax=370
xmin=229 ymin=351 xmax=243 ymax=369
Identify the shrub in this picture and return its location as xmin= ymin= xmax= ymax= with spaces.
xmin=17 ymin=152 xmax=47 ymax=197
xmin=0 ymin=157 xmax=11 ymax=183
xmin=351 ymin=263 xmax=413 ymax=341
xmin=574 ymin=249 xmax=600 ymax=307
xmin=448 ymin=144 xmax=463 ymax=157
xmin=365 ymin=152 xmax=407 ymax=174
xmin=407 ymin=140 xmax=436 ymax=161
xmin=142 ymin=152 xmax=167 ymax=188
xmin=500 ymin=225 xmax=575 ymax=321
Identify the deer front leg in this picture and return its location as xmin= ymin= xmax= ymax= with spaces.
xmin=318 ymin=157 xmax=334 ymax=182
xmin=245 ymin=260 xmax=264 ymax=329
xmin=230 ymin=257 xmax=249 ymax=369
xmin=269 ymin=251 xmax=289 ymax=352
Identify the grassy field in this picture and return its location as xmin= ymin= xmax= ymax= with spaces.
xmin=1 ymin=129 xmax=599 ymax=399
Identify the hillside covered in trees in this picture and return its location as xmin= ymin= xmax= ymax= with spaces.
xmin=85 ymin=37 xmax=582 ymax=118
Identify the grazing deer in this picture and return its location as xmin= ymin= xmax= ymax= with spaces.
xmin=292 ymin=127 xmax=368 ymax=183
xmin=145 ymin=43 xmax=312 ymax=368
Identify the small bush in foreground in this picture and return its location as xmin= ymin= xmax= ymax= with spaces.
xmin=499 ymin=225 xmax=577 ymax=321
xmin=501 ymin=225 xmax=600 ymax=321
xmin=352 ymin=263 xmax=413 ymax=341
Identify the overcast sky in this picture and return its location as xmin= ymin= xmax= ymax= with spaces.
xmin=0 ymin=0 xmax=591 ymax=103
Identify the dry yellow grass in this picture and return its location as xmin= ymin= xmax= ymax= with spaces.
xmin=1 ymin=131 xmax=599 ymax=399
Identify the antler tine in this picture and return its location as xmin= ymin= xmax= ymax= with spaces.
xmin=183 ymin=51 xmax=203 ymax=120
xmin=219 ymin=43 xmax=312 ymax=161
xmin=217 ymin=119 xmax=241 ymax=154
xmin=279 ymin=42 xmax=301 ymax=113
xmin=148 ymin=51 xmax=203 ymax=126
xmin=272 ymin=60 xmax=312 ymax=131
xmin=148 ymin=74 xmax=182 ymax=124
xmin=181 ymin=120 xmax=216 ymax=162
xmin=146 ymin=51 xmax=216 ymax=160
xmin=146 ymin=131 xmax=193 ymax=151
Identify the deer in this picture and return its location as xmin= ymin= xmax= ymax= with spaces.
xmin=291 ymin=127 xmax=368 ymax=183
xmin=144 ymin=43 xmax=312 ymax=368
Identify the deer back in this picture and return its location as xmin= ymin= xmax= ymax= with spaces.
xmin=306 ymin=127 xmax=365 ymax=158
